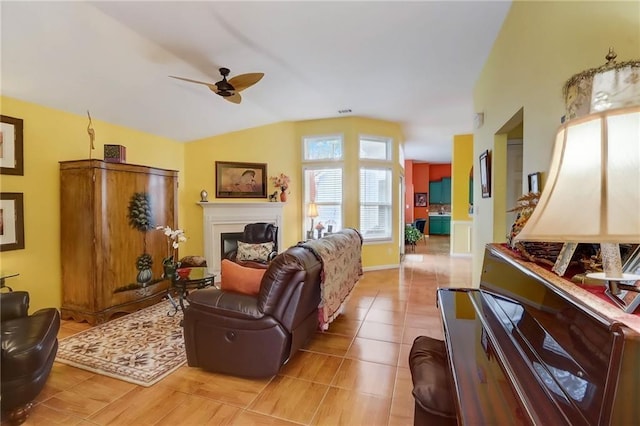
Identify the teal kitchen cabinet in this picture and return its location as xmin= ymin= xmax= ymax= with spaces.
xmin=429 ymin=216 xmax=451 ymax=235
xmin=441 ymin=177 xmax=451 ymax=204
xmin=428 ymin=178 xmax=451 ymax=204
xmin=429 ymin=181 xmax=442 ymax=204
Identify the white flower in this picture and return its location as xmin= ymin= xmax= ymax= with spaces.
xmin=156 ymin=225 xmax=187 ymax=262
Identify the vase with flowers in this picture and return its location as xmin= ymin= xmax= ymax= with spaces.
xmin=156 ymin=225 xmax=187 ymax=280
xmin=270 ymin=173 xmax=291 ymax=202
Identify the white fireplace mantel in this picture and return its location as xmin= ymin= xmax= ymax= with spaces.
xmin=199 ymin=202 xmax=284 ymax=280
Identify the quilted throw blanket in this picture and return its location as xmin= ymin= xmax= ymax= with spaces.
xmin=298 ymin=228 xmax=363 ymax=330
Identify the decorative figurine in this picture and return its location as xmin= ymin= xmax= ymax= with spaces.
xmin=200 ymin=189 xmax=208 ymax=202
xmin=87 ymin=110 xmax=95 ymax=159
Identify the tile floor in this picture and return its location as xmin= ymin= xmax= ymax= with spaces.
xmin=14 ymin=235 xmax=472 ymax=425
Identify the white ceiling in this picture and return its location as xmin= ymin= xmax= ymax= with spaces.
xmin=1 ymin=1 xmax=510 ymax=163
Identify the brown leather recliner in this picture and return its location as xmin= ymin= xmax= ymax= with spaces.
xmin=183 ymin=245 xmax=321 ymax=378
xmin=224 ymin=222 xmax=278 ymax=269
xmin=1 ymin=291 xmax=60 ymax=424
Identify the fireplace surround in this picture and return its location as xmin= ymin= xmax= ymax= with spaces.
xmin=199 ymin=202 xmax=284 ymax=281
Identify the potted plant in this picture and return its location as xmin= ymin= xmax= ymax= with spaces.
xmin=405 ymin=224 xmax=422 ymax=246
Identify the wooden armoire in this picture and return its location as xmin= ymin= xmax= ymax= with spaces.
xmin=60 ymin=160 xmax=178 ymax=324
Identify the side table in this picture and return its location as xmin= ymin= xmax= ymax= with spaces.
xmin=167 ymin=267 xmax=215 ymax=316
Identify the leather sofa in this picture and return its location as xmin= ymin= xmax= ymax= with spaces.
xmin=183 ymin=244 xmax=321 ymax=378
xmin=224 ymin=222 xmax=278 ymax=269
xmin=1 ymin=291 xmax=60 ymax=424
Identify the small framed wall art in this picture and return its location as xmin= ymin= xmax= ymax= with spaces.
xmin=0 ymin=192 xmax=25 ymax=251
xmin=0 ymin=115 xmax=24 ymax=176
xmin=528 ymin=172 xmax=542 ymax=193
xmin=479 ymin=149 xmax=491 ymax=198
xmin=414 ymin=192 xmax=427 ymax=207
xmin=215 ymin=161 xmax=268 ymax=199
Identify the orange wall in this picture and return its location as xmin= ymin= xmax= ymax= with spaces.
xmin=404 ymin=160 xmax=414 ymax=223
xmin=412 ymin=163 xmax=430 ymax=219
xmin=429 ymin=164 xmax=452 ymax=181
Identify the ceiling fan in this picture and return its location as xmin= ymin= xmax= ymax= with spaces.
xmin=169 ymin=67 xmax=264 ymax=104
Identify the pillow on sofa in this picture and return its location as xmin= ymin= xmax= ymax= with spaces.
xmin=236 ymin=241 xmax=274 ymax=262
xmin=220 ymin=259 xmax=266 ymax=296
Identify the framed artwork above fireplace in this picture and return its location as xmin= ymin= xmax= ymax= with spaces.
xmin=215 ymin=161 xmax=267 ymax=198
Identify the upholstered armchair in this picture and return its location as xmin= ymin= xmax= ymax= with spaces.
xmin=224 ymin=222 xmax=278 ymax=269
xmin=1 ymin=291 xmax=60 ymax=424
xmin=184 ymin=245 xmax=322 ymax=378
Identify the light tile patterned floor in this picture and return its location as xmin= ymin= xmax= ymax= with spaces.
xmin=13 ymin=236 xmax=471 ymax=425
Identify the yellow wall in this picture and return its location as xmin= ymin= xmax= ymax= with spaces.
xmin=472 ymin=0 xmax=640 ymax=284
xmin=452 ymin=134 xmax=473 ymax=221
xmin=292 ymin=116 xmax=404 ymax=268
xmin=451 ymin=134 xmax=473 ymax=255
xmin=0 ymin=96 xmax=184 ymax=312
xmin=0 ymin=94 xmax=405 ymax=312
xmin=182 ymin=122 xmax=298 ymax=255
xmin=183 ymin=116 xmax=404 ymax=269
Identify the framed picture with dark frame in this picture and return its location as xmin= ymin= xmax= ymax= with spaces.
xmin=528 ymin=172 xmax=542 ymax=193
xmin=215 ymin=161 xmax=268 ymax=199
xmin=414 ymin=192 xmax=427 ymax=207
xmin=0 ymin=192 xmax=25 ymax=251
xmin=479 ymin=149 xmax=491 ymax=198
xmin=0 ymin=115 xmax=24 ymax=176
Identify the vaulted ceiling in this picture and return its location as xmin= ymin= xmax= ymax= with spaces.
xmin=1 ymin=1 xmax=511 ymax=163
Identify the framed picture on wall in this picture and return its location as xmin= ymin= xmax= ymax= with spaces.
xmin=414 ymin=192 xmax=428 ymax=207
xmin=215 ymin=161 xmax=268 ymax=198
xmin=0 ymin=115 xmax=24 ymax=176
xmin=0 ymin=192 xmax=25 ymax=251
xmin=479 ymin=150 xmax=491 ymax=198
xmin=528 ymin=172 xmax=542 ymax=193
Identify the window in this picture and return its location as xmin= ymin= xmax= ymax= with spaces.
xmin=360 ymin=136 xmax=391 ymax=161
xmin=359 ymin=136 xmax=393 ymax=242
xmin=360 ymin=167 xmax=392 ymax=241
xmin=304 ymin=168 xmax=343 ymax=237
xmin=304 ymin=135 xmax=343 ymax=161
xmin=303 ymin=135 xmax=344 ymax=238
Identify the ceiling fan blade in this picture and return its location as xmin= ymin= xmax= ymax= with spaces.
xmin=225 ymin=93 xmax=242 ymax=104
xmin=228 ymin=73 xmax=264 ymax=92
xmin=169 ymin=75 xmax=217 ymax=92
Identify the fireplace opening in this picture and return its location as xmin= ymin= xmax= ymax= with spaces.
xmin=221 ymin=232 xmax=244 ymax=259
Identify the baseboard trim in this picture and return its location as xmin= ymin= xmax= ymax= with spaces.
xmin=449 ymin=252 xmax=472 ymax=257
xmin=363 ymin=264 xmax=399 ymax=272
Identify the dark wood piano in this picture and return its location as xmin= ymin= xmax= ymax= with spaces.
xmin=438 ymin=244 xmax=640 ymax=425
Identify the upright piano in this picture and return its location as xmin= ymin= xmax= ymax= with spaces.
xmin=438 ymin=244 xmax=640 ymax=425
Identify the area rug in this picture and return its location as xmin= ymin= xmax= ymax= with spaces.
xmin=55 ymin=300 xmax=185 ymax=387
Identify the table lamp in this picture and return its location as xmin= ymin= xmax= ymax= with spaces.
xmin=307 ymin=202 xmax=319 ymax=238
xmin=516 ymin=49 xmax=640 ymax=311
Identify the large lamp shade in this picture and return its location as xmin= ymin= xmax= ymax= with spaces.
xmin=516 ymin=106 xmax=640 ymax=244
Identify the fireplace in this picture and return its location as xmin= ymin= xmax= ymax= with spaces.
xmin=199 ymin=202 xmax=284 ymax=281
xmin=221 ymin=232 xmax=244 ymax=260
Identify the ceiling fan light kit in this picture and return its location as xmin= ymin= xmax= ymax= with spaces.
xmin=169 ymin=67 xmax=264 ymax=104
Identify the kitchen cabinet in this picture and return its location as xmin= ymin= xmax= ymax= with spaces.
xmin=441 ymin=177 xmax=451 ymax=204
xmin=429 ymin=181 xmax=441 ymax=204
xmin=429 ymin=216 xmax=451 ymax=235
xmin=428 ymin=177 xmax=452 ymax=204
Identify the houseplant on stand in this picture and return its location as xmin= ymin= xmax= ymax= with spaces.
xmin=405 ymin=224 xmax=422 ymax=252
xmin=156 ymin=225 xmax=187 ymax=281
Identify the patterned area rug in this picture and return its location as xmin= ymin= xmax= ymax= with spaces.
xmin=56 ymin=300 xmax=185 ymax=387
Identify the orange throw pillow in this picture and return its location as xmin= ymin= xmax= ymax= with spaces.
xmin=220 ymin=259 xmax=266 ymax=296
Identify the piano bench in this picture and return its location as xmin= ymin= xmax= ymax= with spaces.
xmin=409 ymin=336 xmax=457 ymax=426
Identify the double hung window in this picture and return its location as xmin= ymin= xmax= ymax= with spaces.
xmin=303 ymin=136 xmax=343 ymax=236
